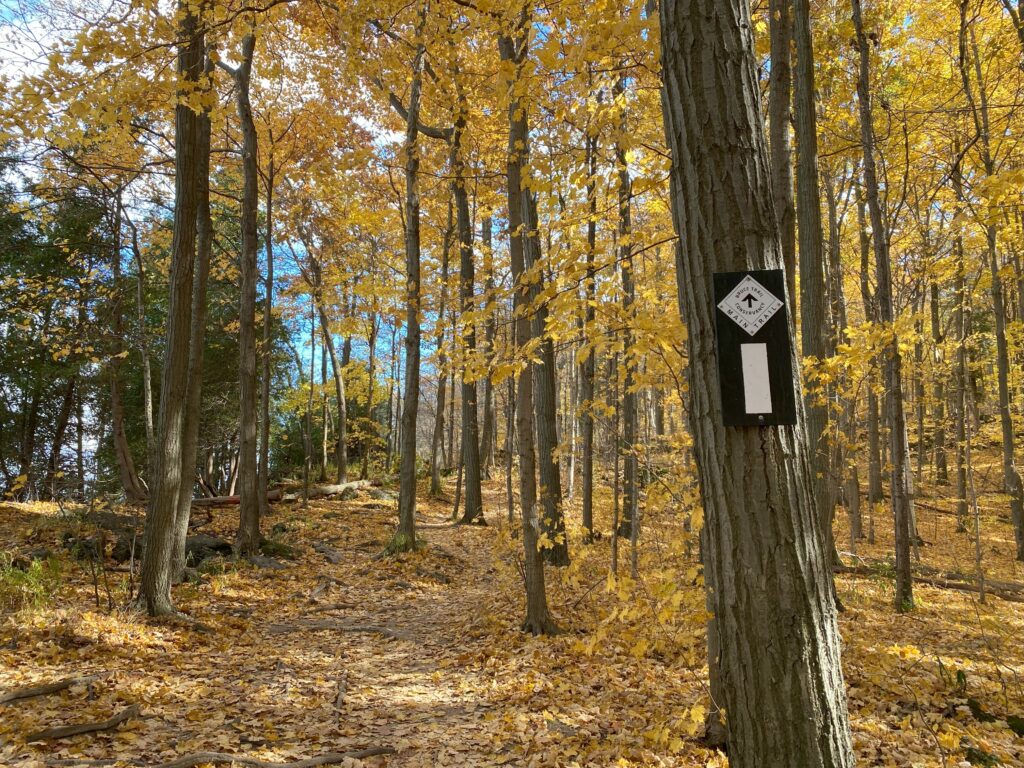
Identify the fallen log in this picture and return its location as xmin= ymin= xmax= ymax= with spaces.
xmin=191 ymin=489 xmax=283 ymax=508
xmin=0 ymin=674 xmax=104 ymax=705
xmin=151 ymin=746 xmax=395 ymax=768
xmin=836 ymin=565 xmax=1024 ymax=604
xmin=282 ymin=480 xmax=373 ymax=502
xmin=192 ymin=481 xmax=372 ymax=507
xmin=26 ymin=703 xmax=140 ymax=742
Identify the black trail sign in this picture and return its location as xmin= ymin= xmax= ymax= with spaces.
xmin=713 ymin=269 xmax=798 ymax=427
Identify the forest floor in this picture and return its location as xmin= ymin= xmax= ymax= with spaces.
xmin=1 ymin=467 xmax=1024 ymax=767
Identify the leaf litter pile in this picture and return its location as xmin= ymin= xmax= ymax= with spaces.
xmin=1 ymin=476 xmax=1023 ymax=767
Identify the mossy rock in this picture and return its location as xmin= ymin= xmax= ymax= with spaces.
xmin=260 ymin=538 xmax=297 ymax=560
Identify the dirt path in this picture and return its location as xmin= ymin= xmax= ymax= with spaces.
xmin=0 ymin=488 xmax=538 ymax=767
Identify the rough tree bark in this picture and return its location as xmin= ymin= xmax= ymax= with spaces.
xmin=225 ymin=31 xmax=261 ymax=556
xmin=500 ymin=12 xmax=557 ymax=633
xmin=452 ymin=87 xmax=483 ymax=525
xmin=170 ymin=59 xmax=213 ymax=582
xmin=659 ymin=0 xmax=855 ymax=763
xmin=793 ymin=0 xmax=835 ymax=555
xmin=139 ymin=1 xmax=205 ymax=615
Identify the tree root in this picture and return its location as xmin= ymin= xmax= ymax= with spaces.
xmin=151 ymin=746 xmax=395 ymax=768
xmin=26 ymin=703 xmax=140 ymax=742
xmin=0 ymin=674 xmax=104 ymax=705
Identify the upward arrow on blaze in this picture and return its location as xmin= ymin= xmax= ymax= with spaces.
xmin=741 ymin=293 xmax=758 ymax=308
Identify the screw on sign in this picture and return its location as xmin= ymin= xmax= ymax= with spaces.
xmin=712 ymin=270 xmax=797 ymax=427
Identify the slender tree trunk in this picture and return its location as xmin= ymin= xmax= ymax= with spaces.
xmin=500 ymin=17 xmax=557 ymax=633
xmin=110 ymin=217 xmax=146 ymax=504
xmin=139 ymin=1 xmax=204 ymax=615
xmin=930 ymin=282 xmax=948 ymax=484
xmin=170 ymin=69 xmax=213 ymax=581
xmin=391 ymin=1 xmax=429 ymax=553
xmin=659 ymin=0 xmax=855 ymax=762
xmin=452 ymin=100 xmax=483 ymax=524
xmin=580 ymin=126 xmax=598 ymax=542
xmin=259 ymin=153 xmax=275 ymax=520
xmin=958 ymin=12 xmax=1024 ymax=559
xmin=480 ymin=217 xmax=497 ymax=476
xmin=231 ymin=32 xmax=261 ymax=556
xmin=362 ymin=312 xmax=378 ymax=480
xmin=315 ymin=283 xmax=348 ymax=484
xmin=769 ymin=0 xmax=796 ymax=300
xmin=45 ymin=377 xmax=76 ymax=499
xmin=430 ymin=204 xmax=452 ymax=497
xmin=129 ymin=224 xmax=154 ymax=465
xmin=526 ymin=193 xmax=568 ymax=566
xmin=793 ymin=0 xmax=837 ymax=565
xmin=852 ymin=0 xmax=914 ymax=610
xmin=615 ymin=73 xmax=638 ymax=548
xmin=320 ymin=343 xmax=329 ymax=482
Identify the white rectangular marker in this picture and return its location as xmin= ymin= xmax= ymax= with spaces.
xmin=740 ymin=343 xmax=772 ymax=414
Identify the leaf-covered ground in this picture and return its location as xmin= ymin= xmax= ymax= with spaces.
xmin=1 ymin=474 xmax=1023 ymax=767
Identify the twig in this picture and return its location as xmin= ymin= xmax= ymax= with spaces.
xmin=0 ymin=674 xmax=103 ymax=705
xmin=151 ymin=746 xmax=395 ymax=768
xmin=26 ymin=703 xmax=140 ymax=742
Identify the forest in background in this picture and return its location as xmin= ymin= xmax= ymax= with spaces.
xmin=1 ymin=0 xmax=1024 ymax=766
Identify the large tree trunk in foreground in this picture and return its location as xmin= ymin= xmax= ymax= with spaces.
xmin=139 ymin=1 xmax=205 ymax=615
xmin=659 ymin=0 xmax=855 ymax=764
xmin=232 ymin=32 xmax=261 ymax=557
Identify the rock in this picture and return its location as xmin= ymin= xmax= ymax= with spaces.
xmin=339 ymin=486 xmax=360 ymax=501
xmin=110 ymin=535 xmax=140 ymax=563
xmin=185 ymin=534 xmax=233 ymax=565
xmin=369 ymin=488 xmax=398 ymax=501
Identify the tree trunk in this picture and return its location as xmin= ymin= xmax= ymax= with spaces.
xmin=139 ymin=1 xmax=205 ymax=615
xmin=315 ymin=286 xmax=348 ymax=484
xmin=615 ymin=73 xmax=638 ymax=549
xmin=526 ymin=194 xmax=568 ymax=566
xmin=45 ymin=377 xmax=76 ymax=500
xmin=169 ymin=66 xmax=213 ymax=582
xmin=232 ymin=32 xmax=261 ymax=557
xmin=958 ymin=13 xmax=1024 ymax=560
xmin=930 ymin=282 xmax=948 ymax=484
xmin=580 ymin=124 xmax=598 ymax=542
xmin=769 ymin=0 xmax=796 ymax=300
xmin=659 ymin=0 xmax=855 ymax=763
xmin=500 ymin=17 xmax=557 ymax=634
xmin=259 ymin=153 xmax=275 ymax=520
xmin=852 ymin=0 xmax=914 ymax=609
xmin=390 ymin=1 xmax=428 ymax=554
xmin=479 ymin=217 xmax=497 ymax=476
xmin=430 ymin=203 xmax=452 ymax=497
xmin=452 ymin=97 xmax=483 ymax=525
xmin=793 ymin=0 xmax=837 ymax=565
